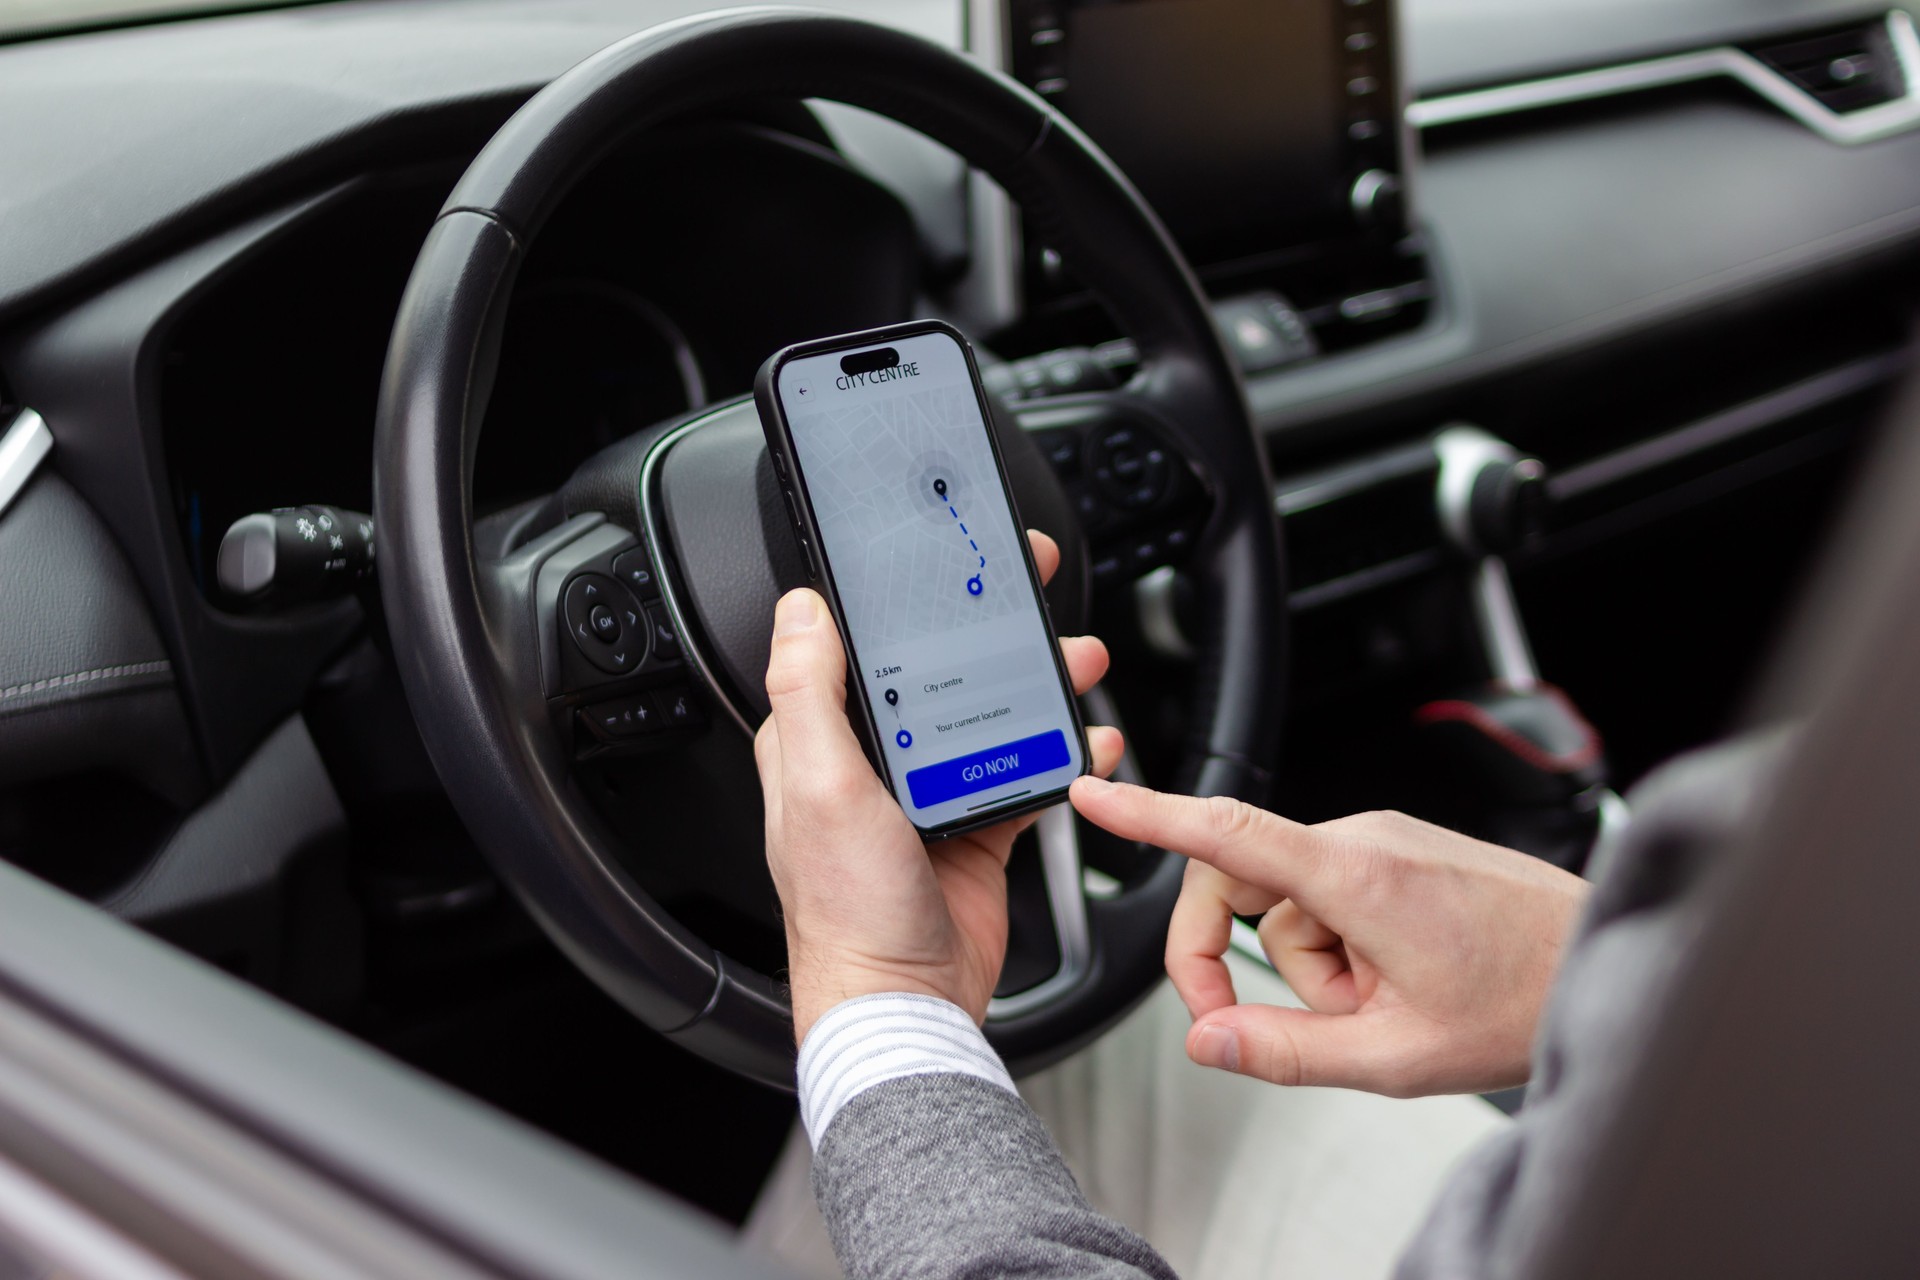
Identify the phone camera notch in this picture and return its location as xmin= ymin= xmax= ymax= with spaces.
xmin=840 ymin=346 xmax=901 ymax=376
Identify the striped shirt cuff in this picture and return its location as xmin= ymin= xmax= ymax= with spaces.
xmin=796 ymin=993 xmax=1017 ymax=1145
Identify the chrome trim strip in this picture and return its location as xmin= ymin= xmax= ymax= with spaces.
xmin=0 ymin=408 xmax=53 ymax=519
xmin=1410 ymin=11 xmax=1920 ymax=146
xmin=638 ymin=401 xmax=761 ymax=740
xmin=987 ymin=803 xmax=1092 ymax=1022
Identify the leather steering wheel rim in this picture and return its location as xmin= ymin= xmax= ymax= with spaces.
xmin=375 ymin=7 xmax=1286 ymax=1087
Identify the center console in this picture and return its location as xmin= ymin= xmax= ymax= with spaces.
xmin=1001 ymin=0 xmax=1428 ymax=373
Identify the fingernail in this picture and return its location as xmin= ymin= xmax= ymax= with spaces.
xmin=1192 ymin=1024 xmax=1240 ymax=1073
xmin=1073 ymin=775 xmax=1114 ymax=796
xmin=774 ymin=591 xmax=819 ymax=636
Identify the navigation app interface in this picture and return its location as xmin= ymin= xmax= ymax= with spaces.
xmin=778 ymin=331 xmax=1085 ymax=830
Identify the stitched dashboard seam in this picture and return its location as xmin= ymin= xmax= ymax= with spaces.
xmin=0 ymin=660 xmax=172 ymax=706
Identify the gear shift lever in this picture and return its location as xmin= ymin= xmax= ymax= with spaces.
xmin=1434 ymin=426 xmax=1550 ymax=687
xmin=1426 ymin=426 xmax=1623 ymax=872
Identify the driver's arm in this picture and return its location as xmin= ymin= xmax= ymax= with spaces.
xmin=801 ymin=1001 xmax=1175 ymax=1279
xmin=758 ymin=579 xmax=1176 ymax=1279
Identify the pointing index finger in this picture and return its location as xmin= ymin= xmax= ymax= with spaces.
xmin=1069 ymin=778 xmax=1347 ymax=922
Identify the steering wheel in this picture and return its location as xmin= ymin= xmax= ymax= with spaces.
xmin=374 ymin=8 xmax=1285 ymax=1088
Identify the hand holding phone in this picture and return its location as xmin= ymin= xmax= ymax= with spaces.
xmin=754 ymin=530 xmax=1123 ymax=1041
xmin=755 ymin=322 xmax=1091 ymax=837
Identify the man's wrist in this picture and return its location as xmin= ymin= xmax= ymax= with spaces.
xmin=795 ymin=991 xmax=1017 ymax=1144
xmin=786 ymin=948 xmax=966 ymax=1045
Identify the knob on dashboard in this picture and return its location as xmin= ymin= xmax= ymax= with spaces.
xmin=1434 ymin=426 xmax=1550 ymax=557
xmin=1350 ymin=168 xmax=1404 ymax=229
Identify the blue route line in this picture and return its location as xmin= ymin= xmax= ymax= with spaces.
xmin=935 ymin=479 xmax=985 ymax=596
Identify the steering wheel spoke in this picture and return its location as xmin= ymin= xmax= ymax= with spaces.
xmin=481 ymin=510 xmax=712 ymax=761
xmin=989 ymin=804 xmax=1093 ymax=1021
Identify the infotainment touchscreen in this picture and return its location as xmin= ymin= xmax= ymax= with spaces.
xmin=1005 ymin=0 xmax=1406 ymax=267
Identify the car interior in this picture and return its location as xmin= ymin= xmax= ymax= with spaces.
xmin=3 ymin=0 xmax=1920 ymax=1273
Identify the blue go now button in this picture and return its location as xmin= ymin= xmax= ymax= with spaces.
xmin=906 ymin=730 xmax=1073 ymax=809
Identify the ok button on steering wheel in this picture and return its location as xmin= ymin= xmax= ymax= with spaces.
xmin=563 ymin=573 xmax=648 ymax=674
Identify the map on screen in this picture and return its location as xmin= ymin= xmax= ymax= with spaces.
xmin=787 ymin=381 xmax=1026 ymax=646
xmin=775 ymin=328 xmax=1084 ymax=831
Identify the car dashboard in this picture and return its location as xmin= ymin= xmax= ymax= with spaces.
xmin=1 ymin=0 xmax=1918 ymax=1215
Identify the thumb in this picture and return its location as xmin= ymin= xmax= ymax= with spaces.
xmin=764 ymin=589 xmax=870 ymax=791
xmin=1187 ymin=1004 xmax=1412 ymax=1096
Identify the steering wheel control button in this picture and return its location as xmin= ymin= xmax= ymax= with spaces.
xmin=660 ymin=686 xmax=704 ymax=728
xmin=611 ymin=547 xmax=660 ymax=600
xmin=904 ymin=730 xmax=1073 ymax=809
xmin=584 ymin=697 xmax=652 ymax=740
xmin=1088 ymin=425 xmax=1172 ymax=510
xmin=646 ymin=605 xmax=681 ymax=661
xmin=564 ymin=572 xmax=649 ymax=675
xmin=582 ymin=689 xmax=688 ymax=743
xmin=1032 ymin=428 xmax=1081 ymax=476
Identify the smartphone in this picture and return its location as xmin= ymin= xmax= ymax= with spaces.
xmin=755 ymin=320 xmax=1090 ymax=838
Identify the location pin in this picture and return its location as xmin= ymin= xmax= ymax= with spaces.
xmin=932 ymin=478 xmax=948 ymax=498
xmin=884 ymin=688 xmax=899 ymax=706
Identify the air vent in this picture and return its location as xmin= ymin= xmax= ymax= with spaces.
xmin=1746 ymin=20 xmax=1908 ymax=114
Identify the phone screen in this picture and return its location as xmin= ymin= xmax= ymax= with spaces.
xmin=773 ymin=329 xmax=1087 ymax=832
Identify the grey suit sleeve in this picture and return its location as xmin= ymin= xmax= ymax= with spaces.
xmin=1395 ymin=732 xmax=1790 ymax=1279
xmin=812 ymin=1073 xmax=1178 ymax=1280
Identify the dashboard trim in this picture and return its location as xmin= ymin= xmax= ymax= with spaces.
xmin=1549 ymin=347 xmax=1907 ymax=501
xmin=1410 ymin=10 xmax=1920 ymax=146
xmin=0 ymin=409 xmax=53 ymax=520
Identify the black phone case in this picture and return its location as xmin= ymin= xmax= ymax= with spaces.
xmin=754 ymin=319 xmax=1091 ymax=840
